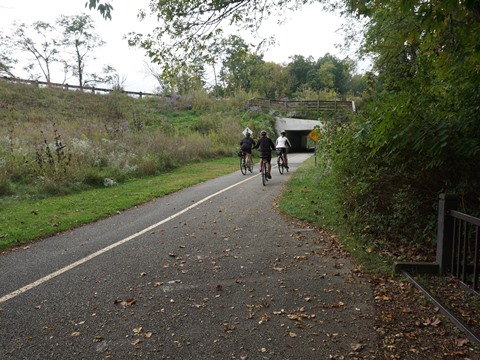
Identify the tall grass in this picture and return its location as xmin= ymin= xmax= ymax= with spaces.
xmin=0 ymin=81 xmax=261 ymax=200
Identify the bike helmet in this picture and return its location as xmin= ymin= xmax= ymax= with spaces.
xmin=281 ymin=130 xmax=286 ymax=135
xmin=260 ymin=130 xmax=267 ymax=135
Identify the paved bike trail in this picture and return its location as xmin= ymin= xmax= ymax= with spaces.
xmin=0 ymin=153 xmax=377 ymax=359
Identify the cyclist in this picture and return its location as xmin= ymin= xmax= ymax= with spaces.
xmin=275 ymin=130 xmax=292 ymax=169
xmin=239 ymin=132 xmax=256 ymax=169
xmin=253 ymin=130 xmax=276 ymax=179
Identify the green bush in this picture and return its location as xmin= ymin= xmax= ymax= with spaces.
xmin=320 ymin=102 xmax=480 ymax=254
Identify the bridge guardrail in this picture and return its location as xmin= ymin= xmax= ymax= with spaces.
xmin=247 ymin=97 xmax=356 ymax=116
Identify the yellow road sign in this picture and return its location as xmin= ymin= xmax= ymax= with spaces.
xmin=308 ymin=129 xmax=321 ymax=142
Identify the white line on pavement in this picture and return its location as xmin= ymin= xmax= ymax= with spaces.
xmin=0 ymin=174 xmax=261 ymax=304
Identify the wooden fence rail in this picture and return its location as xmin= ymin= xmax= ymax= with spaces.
xmin=247 ymin=97 xmax=356 ymax=117
xmin=0 ymin=76 xmax=159 ymax=98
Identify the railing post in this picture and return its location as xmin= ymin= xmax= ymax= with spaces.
xmin=436 ymin=194 xmax=458 ymax=274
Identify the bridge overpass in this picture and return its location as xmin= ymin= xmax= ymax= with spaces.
xmin=247 ymin=97 xmax=356 ymax=151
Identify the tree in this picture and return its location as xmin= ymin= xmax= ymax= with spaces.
xmin=56 ymin=14 xmax=105 ymax=87
xmin=88 ymin=64 xmax=122 ymax=89
xmin=0 ymin=33 xmax=17 ymax=77
xmin=85 ymin=0 xmax=114 ymax=20
xmin=315 ymin=59 xmax=336 ymax=90
xmin=349 ymin=73 xmax=368 ymax=96
xmin=316 ymin=54 xmax=355 ymax=95
xmin=353 ymin=0 xmax=480 ymax=164
xmin=207 ymin=35 xmax=269 ymax=95
xmin=287 ymin=55 xmax=316 ymax=96
xmin=9 ymin=21 xmax=60 ymax=82
xmin=217 ymin=36 xmax=262 ymax=95
xmin=327 ymin=0 xmax=480 ymax=245
xmin=87 ymin=1 xmax=360 ymax=96
xmin=250 ymin=61 xmax=289 ymax=99
xmin=125 ymin=0 xmax=302 ymax=80
xmin=144 ymin=61 xmax=205 ymax=95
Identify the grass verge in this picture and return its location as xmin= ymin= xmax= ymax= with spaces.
xmin=278 ymin=156 xmax=394 ymax=275
xmin=0 ymin=157 xmax=237 ymax=250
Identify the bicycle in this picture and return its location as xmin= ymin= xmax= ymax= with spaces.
xmin=276 ymin=149 xmax=289 ymax=174
xmin=238 ymin=150 xmax=248 ymax=175
xmin=260 ymin=156 xmax=269 ymax=186
xmin=246 ymin=153 xmax=253 ymax=173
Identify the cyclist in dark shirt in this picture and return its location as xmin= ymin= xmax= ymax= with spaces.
xmin=240 ymin=132 xmax=256 ymax=170
xmin=253 ymin=130 xmax=276 ymax=179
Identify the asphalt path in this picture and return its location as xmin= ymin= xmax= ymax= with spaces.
xmin=0 ymin=153 xmax=377 ymax=359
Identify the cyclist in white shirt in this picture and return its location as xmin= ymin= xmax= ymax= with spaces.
xmin=275 ymin=131 xmax=292 ymax=169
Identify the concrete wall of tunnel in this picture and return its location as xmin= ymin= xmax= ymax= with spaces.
xmin=275 ymin=117 xmax=322 ymax=152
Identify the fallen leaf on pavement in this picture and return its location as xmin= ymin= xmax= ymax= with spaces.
xmin=131 ymin=339 xmax=141 ymax=346
xmin=224 ymin=326 xmax=235 ymax=333
xmin=351 ymin=342 xmax=365 ymax=351
xmin=259 ymin=314 xmax=270 ymax=324
xmin=455 ymin=338 xmax=469 ymax=347
xmin=423 ymin=317 xmax=441 ymax=327
xmin=114 ymin=298 xmax=136 ymax=308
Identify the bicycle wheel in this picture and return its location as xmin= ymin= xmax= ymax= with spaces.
xmin=248 ymin=157 xmax=253 ymax=173
xmin=277 ymin=155 xmax=284 ymax=174
xmin=261 ymin=160 xmax=267 ymax=186
xmin=240 ymin=156 xmax=247 ymax=175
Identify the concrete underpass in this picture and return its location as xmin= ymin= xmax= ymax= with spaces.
xmin=274 ymin=117 xmax=322 ymax=152
xmin=248 ymin=97 xmax=355 ymax=153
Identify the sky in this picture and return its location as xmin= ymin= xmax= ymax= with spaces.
xmin=0 ymin=0 xmax=364 ymax=93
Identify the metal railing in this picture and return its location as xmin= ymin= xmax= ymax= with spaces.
xmin=395 ymin=194 xmax=480 ymax=344
xmin=449 ymin=210 xmax=480 ymax=292
xmin=434 ymin=194 xmax=480 ymax=294
xmin=395 ymin=194 xmax=480 ymax=294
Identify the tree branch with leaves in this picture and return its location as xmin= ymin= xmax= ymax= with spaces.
xmin=85 ymin=0 xmax=114 ymax=20
xmin=124 ymin=0 xmax=310 ymax=80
